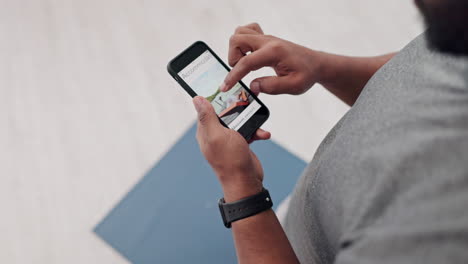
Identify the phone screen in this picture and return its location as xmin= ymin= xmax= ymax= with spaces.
xmin=178 ymin=50 xmax=262 ymax=130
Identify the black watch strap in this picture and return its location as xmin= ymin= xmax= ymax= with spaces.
xmin=218 ymin=188 xmax=273 ymax=228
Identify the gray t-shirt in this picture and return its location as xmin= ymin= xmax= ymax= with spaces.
xmin=283 ymin=33 xmax=468 ymax=264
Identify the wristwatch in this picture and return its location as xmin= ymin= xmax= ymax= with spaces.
xmin=218 ymin=188 xmax=273 ymax=228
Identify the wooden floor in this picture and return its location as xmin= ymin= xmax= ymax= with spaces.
xmin=0 ymin=0 xmax=422 ymax=263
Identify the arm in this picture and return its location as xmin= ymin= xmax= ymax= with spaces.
xmin=193 ymin=97 xmax=299 ymax=264
xmin=222 ymin=23 xmax=396 ymax=106
xmin=224 ymin=188 xmax=299 ymax=264
xmin=230 ymin=210 xmax=298 ymax=264
xmin=319 ymin=53 xmax=396 ymax=105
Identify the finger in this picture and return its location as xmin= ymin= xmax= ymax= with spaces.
xmin=193 ymin=96 xmax=223 ymax=140
xmin=248 ymin=128 xmax=271 ymax=144
xmin=250 ymin=75 xmax=302 ymax=95
xmin=223 ymin=48 xmax=278 ymax=92
xmin=250 ymin=82 xmax=260 ymax=96
xmin=234 ymin=26 xmax=261 ymax=35
xmin=244 ymin=22 xmax=264 ymax=34
xmin=254 ymin=128 xmax=271 ymax=140
xmin=234 ymin=22 xmax=264 ymax=35
xmin=228 ymin=34 xmax=265 ymax=67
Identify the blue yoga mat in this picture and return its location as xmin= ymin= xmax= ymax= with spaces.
xmin=94 ymin=123 xmax=306 ymax=264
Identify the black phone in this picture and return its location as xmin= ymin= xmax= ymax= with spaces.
xmin=167 ymin=41 xmax=270 ymax=140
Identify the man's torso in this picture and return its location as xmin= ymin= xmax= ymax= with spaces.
xmin=283 ymin=33 xmax=468 ymax=264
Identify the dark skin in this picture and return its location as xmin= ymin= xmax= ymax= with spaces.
xmin=220 ymin=23 xmax=394 ymax=106
xmin=194 ymin=23 xmax=393 ymax=264
xmin=194 ymin=1 xmax=468 ymax=263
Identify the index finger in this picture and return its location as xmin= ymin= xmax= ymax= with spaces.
xmin=222 ymin=48 xmax=278 ymax=91
xmin=228 ymin=34 xmax=265 ymax=67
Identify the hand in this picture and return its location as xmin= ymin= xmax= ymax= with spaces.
xmin=193 ymin=96 xmax=270 ymax=202
xmin=221 ymin=23 xmax=325 ymax=95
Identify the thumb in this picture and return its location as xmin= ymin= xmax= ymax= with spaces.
xmin=193 ymin=96 xmax=222 ymax=135
xmin=250 ymin=76 xmax=293 ymax=95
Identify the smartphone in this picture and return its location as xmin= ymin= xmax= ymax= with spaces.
xmin=167 ymin=41 xmax=269 ymax=140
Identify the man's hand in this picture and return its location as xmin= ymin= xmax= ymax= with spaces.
xmin=222 ymin=22 xmax=396 ymax=106
xmin=221 ymin=23 xmax=324 ymax=95
xmin=193 ymin=96 xmax=269 ymax=202
xmin=193 ymin=96 xmax=299 ymax=264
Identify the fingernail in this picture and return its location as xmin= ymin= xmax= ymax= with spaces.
xmin=193 ymin=96 xmax=204 ymax=112
xmin=251 ymin=81 xmax=260 ymax=94
xmin=220 ymin=82 xmax=227 ymax=92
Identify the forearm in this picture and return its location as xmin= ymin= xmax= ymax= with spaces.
xmin=231 ymin=209 xmax=299 ymax=264
xmin=223 ymin=187 xmax=300 ymax=264
xmin=318 ymin=52 xmax=396 ymax=106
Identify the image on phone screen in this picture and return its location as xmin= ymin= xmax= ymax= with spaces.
xmin=178 ymin=50 xmax=262 ymax=131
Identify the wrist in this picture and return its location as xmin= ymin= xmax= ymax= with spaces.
xmin=313 ymin=50 xmax=339 ymax=85
xmin=221 ymin=179 xmax=263 ymax=203
xmin=299 ymin=48 xmax=334 ymax=92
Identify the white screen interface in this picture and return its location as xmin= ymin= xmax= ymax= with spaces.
xmin=178 ymin=50 xmax=261 ymax=130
